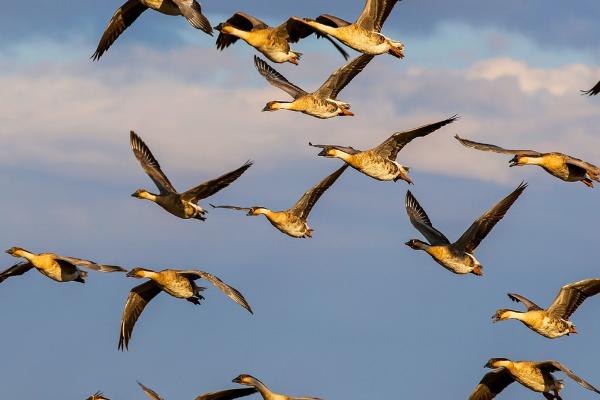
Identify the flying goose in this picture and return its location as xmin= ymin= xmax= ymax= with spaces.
xmin=130 ymin=131 xmax=252 ymax=220
xmin=119 ymin=267 xmax=252 ymax=350
xmin=137 ymin=381 xmax=257 ymax=400
xmin=2 ymin=247 xmax=126 ymax=284
xmin=215 ymin=13 xmax=349 ymax=64
xmin=211 ymin=165 xmax=348 ymax=238
xmin=254 ymin=54 xmax=374 ymax=119
xmin=492 ymin=278 xmax=600 ymax=338
xmin=290 ymin=0 xmax=404 ymax=58
xmin=469 ymin=358 xmax=600 ymax=399
xmin=455 ymin=135 xmax=600 ymax=187
xmin=232 ymin=374 xmax=322 ymax=400
xmin=309 ymin=115 xmax=458 ymax=184
xmin=85 ymin=392 xmax=110 ymax=400
xmin=404 ymin=182 xmax=527 ymax=276
xmin=92 ymin=0 xmax=212 ymax=60
xmin=582 ymin=80 xmax=600 ymax=96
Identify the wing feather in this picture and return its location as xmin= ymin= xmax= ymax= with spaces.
xmin=172 ymin=0 xmax=212 ymax=34
xmin=130 ymin=131 xmax=177 ymax=194
xmin=581 ymin=80 xmax=600 ymax=96
xmin=182 ymin=161 xmax=252 ymax=203
xmin=55 ymin=256 xmax=127 ymax=273
xmin=356 ymin=0 xmax=400 ymax=31
xmin=405 ymin=190 xmax=450 ymax=245
xmin=455 ymin=135 xmax=541 ymax=156
xmin=195 ymin=388 xmax=258 ymax=400
xmin=316 ymin=54 xmax=374 ymax=99
xmin=538 ymin=361 xmax=600 ymax=394
xmin=507 ymin=293 xmax=542 ymax=311
xmin=0 ymin=262 xmax=34 ymax=283
xmin=547 ymin=278 xmax=600 ymax=319
xmin=468 ymin=368 xmax=514 ymax=400
xmin=118 ymin=281 xmax=162 ymax=351
xmin=137 ymin=382 xmax=163 ymax=400
xmin=289 ymin=165 xmax=348 ymax=220
xmin=254 ymin=56 xmax=307 ymax=99
xmin=179 ymin=270 xmax=253 ymax=314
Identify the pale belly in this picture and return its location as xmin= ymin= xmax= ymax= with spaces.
xmin=34 ymin=260 xmax=79 ymax=282
xmin=353 ymin=160 xmax=399 ymax=181
xmin=427 ymin=248 xmax=474 ymax=274
xmin=266 ymin=214 xmax=310 ymax=238
xmin=528 ymin=316 xmax=569 ymax=338
xmin=162 ymin=280 xmax=195 ymax=299
xmin=335 ymin=28 xmax=389 ymax=54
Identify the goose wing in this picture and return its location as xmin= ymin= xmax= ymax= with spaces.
xmin=118 ymin=280 xmax=162 ymax=351
xmin=195 ymin=388 xmax=258 ymax=400
xmin=546 ymin=278 xmax=600 ymax=320
xmin=179 ymin=270 xmax=253 ymax=314
xmin=137 ymin=382 xmax=163 ymax=400
xmin=209 ymin=204 xmax=253 ymax=212
xmin=172 ymin=0 xmax=212 ymax=34
xmin=182 ymin=161 xmax=253 ymax=203
xmin=289 ymin=165 xmax=348 ymax=220
xmin=316 ymin=14 xmax=352 ymax=28
xmin=507 ymin=293 xmax=542 ymax=311
xmin=454 ymin=182 xmax=527 ymax=253
xmin=564 ymin=155 xmax=600 ymax=181
xmin=92 ymin=0 xmax=148 ymax=60
xmin=130 ymin=131 xmax=177 ymax=195
xmin=538 ymin=361 xmax=600 ymax=394
xmin=0 ymin=262 xmax=34 ymax=283
xmin=405 ymin=190 xmax=450 ymax=245
xmin=372 ymin=116 xmax=458 ymax=161
xmin=454 ymin=135 xmax=541 ymax=156
xmin=254 ymin=56 xmax=307 ymax=99
xmin=309 ymin=142 xmax=362 ymax=155
xmin=468 ymin=368 xmax=514 ymax=400
xmin=315 ymin=54 xmax=374 ymax=99
xmin=54 ymin=256 xmax=127 ymax=273
xmin=284 ymin=18 xmax=349 ymax=60
xmin=356 ymin=0 xmax=400 ymax=32
xmin=216 ymin=13 xmax=269 ymax=50
xmin=581 ymin=80 xmax=600 ymax=96
xmin=86 ymin=391 xmax=110 ymax=400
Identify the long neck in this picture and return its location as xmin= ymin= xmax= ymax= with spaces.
xmin=502 ymin=310 xmax=525 ymax=321
xmin=247 ymin=377 xmax=274 ymax=399
xmin=138 ymin=269 xmax=160 ymax=280
xmin=331 ymin=149 xmax=352 ymax=162
xmin=306 ymin=20 xmax=339 ymax=36
xmin=273 ymin=102 xmax=294 ymax=110
xmin=519 ymin=156 xmax=543 ymax=166
xmin=224 ymin=26 xmax=252 ymax=41
xmin=13 ymin=248 xmax=35 ymax=260
xmin=139 ymin=191 xmax=158 ymax=202
xmin=254 ymin=208 xmax=273 ymax=217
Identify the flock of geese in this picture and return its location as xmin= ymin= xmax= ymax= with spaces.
xmin=3 ymin=0 xmax=600 ymax=399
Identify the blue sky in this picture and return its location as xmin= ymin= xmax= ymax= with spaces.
xmin=1 ymin=1 xmax=600 ymax=399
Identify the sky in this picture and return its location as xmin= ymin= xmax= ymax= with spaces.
xmin=1 ymin=1 xmax=599 ymax=399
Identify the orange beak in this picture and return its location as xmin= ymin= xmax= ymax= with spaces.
xmin=289 ymin=57 xmax=299 ymax=65
xmin=569 ymin=325 xmax=578 ymax=334
xmin=339 ymin=108 xmax=354 ymax=117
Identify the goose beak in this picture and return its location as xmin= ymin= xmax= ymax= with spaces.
xmin=569 ymin=325 xmax=578 ymax=334
xmin=339 ymin=109 xmax=354 ymax=117
xmin=232 ymin=376 xmax=242 ymax=384
xmin=289 ymin=57 xmax=299 ymax=65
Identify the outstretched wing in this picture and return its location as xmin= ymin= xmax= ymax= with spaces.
xmin=581 ymin=80 xmax=600 ymax=96
xmin=507 ymin=293 xmax=542 ymax=311
xmin=171 ymin=0 xmax=212 ymax=34
xmin=179 ymin=270 xmax=253 ymax=314
xmin=372 ymin=116 xmax=458 ymax=160
xmin=316 ymin=54 xmax=374 ymax=99
xmin=405 ymin=190 xmax=450 ymax=245
xmin=547 ymin=278 xmax=600 ymax=320
xmin=92 ymin=0 xmax=148 ymax=60
xmin=118 ymin=281 xmax=162 ymax=351
xmin=564 ymin=155 xmax=600 ymax=181
xmin=468 ymin=368 xmax=514 ymax=400
xmin=0 ymin=262 xmax=34 ymax=283
xmin=210 ymin=204 xmax=253 ymax=212
xmin=55 ymin=256 xmax=127 ymax=273
xmin=254 ymin=56 xmax=307 ymax=99
xmin=356 ymin=0 xmax=400 ymax=32
xmin=130 ymin=131 xmax=177 ymax=194
xmin=195 ymin=388 xmax=258 ymax=400
xmin=182 ymin=161 xmax=253 ymax=203
xmin=137 ymin=382 xmax=163 ymax=400
xmin=538 ymin=361 xmax=600 ymax=394
xmin=289 ymin=164 xmax=348 ymax=220
xmin=284 ymin=18 xmax=349 ymax=60
xmin=454 ymin=182 xmax=527 ymax=253
xmin=216 ymin=13 xmax=268 ymax=50
xmin=86 ymin=391 xmax=110 ymax=400
xmin=454 ymin=135 xmax=541 ymax=156
xmin=309 ymin=142 xmax=362 ymax=155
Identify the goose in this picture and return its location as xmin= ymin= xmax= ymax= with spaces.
xmin=492 ymin=278 xmax=600 ymax=338
xmin=119 ymin=267 xmax=252 ymax=350
xmin=2 ymin=247 xmax=126 ymax=284
xmin=254 ymin=54 xmax=373 ymax=119
xmin=309 ymin=115 xmax=458 ymax=184
xmin=582 ymin=80 xmax=600 ymax=96
xmin=455 ymin=135 xmax=600 ymax=188
xmin=137 ymin=381 xmax=258 ymax=400
xmin=92 ymin=0 xmax=212 ymax=60
xmin=469 ymin=358 xmax=600 ymax=399
xmin=290 ymin=0 xmax=404 ymax=58
xmin=86 ymin=392 xmax=110 ymax=400
xmin=130 ymin=131 xmax=252 ymax=220
xmin=232 ymin=374 xmax=321 ymax=400
xmin=404 ymin=182 xmax=527 ymax=276
xmin=211 ymin=165 xmax=348 ymax=238
xmin=215 ymin=13 xmax=349 ymax=64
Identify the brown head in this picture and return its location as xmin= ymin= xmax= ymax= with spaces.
xmin=485 ymin=358 xmax=511 ymax=369
xmin=405 ymin=239 xmax=428 ymax=250
xmin=262 ymin=101 xmax=281 ymax=112
xmin=126 ymin=267 xmax=153 ymax=278
xmin=232 ymin=374 xmax=258 ymax=386
xmin=5 ymin=246 xmax=27 ymax=257
xmin=131 ymin=189 xmax=150 ymax=199
xmin=509 ymin=155 xmax=525 ymax=167
xmin=247 ymin=207 xmax=269 ymax=216
xmin=492 ymin=309 xmax=513 ymax=323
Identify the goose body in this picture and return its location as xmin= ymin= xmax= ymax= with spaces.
xmin=119 ymin=267 xmax=252 ymax=350
xmin=2 ymin=247 xmax=126 ymax=284
xmin=92 ymin=0 xmax=212 ymax=60
xmin=254 ymin=54 xmax=373 ymax=119
xmin=130 ymin=131 xmax=252 ymax=220
xmin=404 ymin=182 xmax=526 ymax=276
xmin=290 ymin=0 xmax=404 ymax=58
xmin=310 ymin=116 xmax=457 ymax=183
xmin=469 ymin=358 xmax=600 ymax=399
xmin=211 ymin=165 xmax=347 ymax=238
xmin=455 ymin=135 xmax=600 ymax=187
xmin=493 ymin=278 xmax=600 ymax=338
